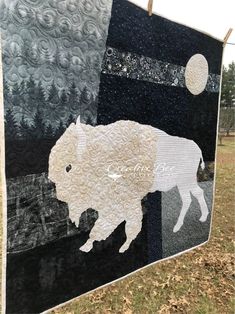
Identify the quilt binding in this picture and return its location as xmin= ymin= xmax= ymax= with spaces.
xmin=0 ymin=6 xmax=225 ymax=314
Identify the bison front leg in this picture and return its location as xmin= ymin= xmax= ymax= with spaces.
xmin=119 ymin=207 xmax=143 ymax=253
xmin=68 ymin=204 xmax=87 ymax=228
xmin=80 ymin=214 xmax=120 ymax=252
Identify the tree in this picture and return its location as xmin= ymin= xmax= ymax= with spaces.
xmin=55 ymin=120 xmax=65 ymax=138
xmin=5 ymin=108 xmax=18 ymax=140
xmin=45 ymin=123 xmax=54 ymax=139
xmin=221 ymin=62 xmax=235 ymax=107
xmin=32 ymin=110 xmax=45 ymax=139
xmin=35 ymin=81 xmax=46 ymax=108
xmin=26 ymin=75 xmax=37 ymax=111
xmin=86 ymin=115 xmax=94 ymax=126
xmin=48 ymin=81 xmax=60 ymax=105
xmin=19 ymin=115 xmax=31 ymax=139
xmin=12 ymin=82 xmax=20 ymax=106
xmin=21 ymin=39 xmax=31 ymax=61
xmin=60 ymin=89 xmax=68 ymax=105
xmin=66 ymin=113 xmax=75 ymax=127
xmin=3 ymin=79 xmax=12 ymax=109
xmin=79 ymin=87 xmax=94 ymax=123
xmin=26 ymin=75 xmax=36 ymax=96
xmin=18 ymin=80 xmax=28 ymax=109
xmin=219 ymin=107 xmax=235 ymax=137
xmin=68 ymin=81 xmax=80 ymax=114
xmin=19 ymin=79 xmax=26 ymax=96
xmin=79 ymin=86 xmax=92 ymax=107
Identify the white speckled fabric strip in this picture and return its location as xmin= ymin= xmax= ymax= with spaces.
xmin=102 ymin=47 xmax=220 ymax=93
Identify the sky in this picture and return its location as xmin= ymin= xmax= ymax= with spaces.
xmin=129 ymin=0 xmax=235 ymax=67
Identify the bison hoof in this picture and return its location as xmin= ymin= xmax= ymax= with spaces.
xmin=173 ymin=223 xmax=182 ymax=233
xmin=80 ymin=240 xmax=93 ymax=252
xmin=199 ymin=212 xmax=209 ymax=222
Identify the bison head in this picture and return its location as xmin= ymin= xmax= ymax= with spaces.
xmin=48 ymin=116 xmax=90 ymax=207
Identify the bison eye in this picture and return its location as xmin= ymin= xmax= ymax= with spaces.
xmin=66 ymin=164 xmax=72 ymax=173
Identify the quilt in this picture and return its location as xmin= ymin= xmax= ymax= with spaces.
xmin=0 ymin=0 xmax=223 ymax=313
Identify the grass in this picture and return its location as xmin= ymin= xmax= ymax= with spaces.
xmin=1 ymin=136 xmax=235 ymax=314
xmin=194 ymin=296 xmax=219 ymax=314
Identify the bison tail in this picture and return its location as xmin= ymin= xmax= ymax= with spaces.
xmin=199 ymin=150 xmax=205 ymax=170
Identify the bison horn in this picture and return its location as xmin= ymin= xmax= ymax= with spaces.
xmin=76 ymin=115 xmax=87 ymax=160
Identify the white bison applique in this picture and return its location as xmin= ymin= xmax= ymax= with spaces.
xmin=48 ymin=117 xmax=209 ymax=253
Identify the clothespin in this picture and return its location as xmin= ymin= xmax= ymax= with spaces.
xmin=223 ymin=28 xmax=233 ymax=47
xmin=148 ymin=0 xmax=153 ymax=16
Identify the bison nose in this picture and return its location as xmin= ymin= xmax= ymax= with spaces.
xmin=48 ymin=175 xmax=54 ymax=184
xmin=48 ymin=171 xmax=56 ymax=183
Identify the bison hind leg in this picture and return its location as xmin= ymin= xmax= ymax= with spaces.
xmin=173 ymin=187 xmax=192 ymax=233
xmin=190 ymin=184 xmax=209 ymax=222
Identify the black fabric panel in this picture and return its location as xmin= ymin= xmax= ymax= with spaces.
xmin=143 ymin=192 xmax=162 ymax=263
xmin=6 ymin=216 xmax=152 ymax=313
xmin=5 ymin=139 xmax=55 ymax=178
xmin=107 ymin=0 xmax=223 ymax=74
xmin=97 ymin=74 xmax=219 ymax=162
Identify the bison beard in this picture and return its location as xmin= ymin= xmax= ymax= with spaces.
xmin=48 ymin=117 xmax=209 ymax=253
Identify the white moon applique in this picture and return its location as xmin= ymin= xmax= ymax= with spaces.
xmin=185 ymin=54 xmax=209 ymax=95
